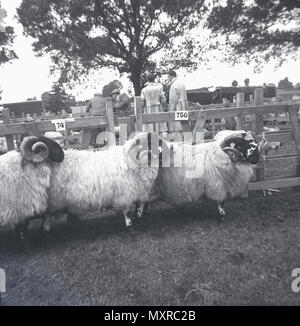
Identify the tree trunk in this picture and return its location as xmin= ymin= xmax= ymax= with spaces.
xmin=131 ymin=74 xmax=142 ymax=96
xmin=129 ymin=61 xmax=143 ymax=96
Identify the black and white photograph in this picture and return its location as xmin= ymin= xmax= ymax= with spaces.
xmin=0 ymin=0 xmax=300 ymax=309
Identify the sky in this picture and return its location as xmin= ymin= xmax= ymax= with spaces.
xmin=0 ymin=0 xmax=300 ymax=103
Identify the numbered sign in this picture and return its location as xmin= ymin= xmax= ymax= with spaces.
xmin=175 ymin=111 xmax=189 ymax=121
xmin=51 ymin=119 xmax=66 ymax=131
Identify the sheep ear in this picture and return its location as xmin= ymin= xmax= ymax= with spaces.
xmin=21 ymin=136 xmax=64 ymax=163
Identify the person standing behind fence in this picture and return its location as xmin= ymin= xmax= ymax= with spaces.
xmin=167 ymin=70 xmax=188 ymax=133
xmin=111 ymin=89 xmax=133 ymax=125
xmin=86 ymin=92 xmax=106 ymax=147
xmin=140 ymin=74 xmax=167 ymax=133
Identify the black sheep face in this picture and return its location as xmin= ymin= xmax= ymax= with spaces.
xmin=232 ymin=138 xmax=260 ymax=165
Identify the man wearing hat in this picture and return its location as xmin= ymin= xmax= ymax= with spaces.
xmin=111 ymin=89 xmax=133 ymax=124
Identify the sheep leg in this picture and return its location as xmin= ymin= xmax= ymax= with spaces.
xmin=122 ymin=208 xmax=133 ymax=227
xmin=217 ymin=201 xmax=226 ymax=218
xmin=15 ymin=221 xmax=30 ymax=250
xmin=41 ymin=214 xmax=51 ymax=233
xmin=136 ymin=202 xmax=145 ymax=219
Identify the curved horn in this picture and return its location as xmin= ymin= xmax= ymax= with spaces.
xmin=31 ymin=141 xmax=49 ymax=162
xmin=222 ymin=146 xmax=243 ymax=163
xmin=21 ymin=136 xmax=64 ymax=164
xmin=218 ymin=130 xmax=247 ymax=148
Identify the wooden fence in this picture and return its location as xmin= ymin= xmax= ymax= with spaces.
xmin=1 ymin=95 xmax=300 ymax=194
xmin=0 ymin=98 xmax=116 ymax=151
xmin=118 ymin=97 xmax=300 ymax=195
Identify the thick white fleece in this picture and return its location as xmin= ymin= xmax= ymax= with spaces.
xmin=158 ymin=134 xmax=254 ymax=204
xmin=0 ymin=151 xmax=51 ymax=226
xmin=47 ymin=140 xmax=159 ymax=215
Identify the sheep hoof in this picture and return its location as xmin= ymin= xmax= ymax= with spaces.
xmin=219 ymin=209 xmax=226 ymax=216
xmin=125 ymin=220 xmax=133 ymax=227
xmin=136 ymin=209 xmax=144 ymax=219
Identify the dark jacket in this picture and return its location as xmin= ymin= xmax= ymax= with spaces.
xmin=113 ymin=93 xmax=133 ymax=118
xmin=86 ymin=94 xmax=106 ymax=116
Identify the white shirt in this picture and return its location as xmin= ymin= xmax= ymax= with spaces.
xmin=169 ymin=78 xmax=187 ymax=110
xmin=141 ymin=82 xmax=165 ymax=107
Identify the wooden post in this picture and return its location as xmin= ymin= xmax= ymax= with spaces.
xmin=287 ymin=104 xmax=300 ymax=181
xmin=236 ymin=92 xmax=245 ymax=130
xmin=193 ymin=110 xmax=207 ymax=144
xmin=236 ymin=92 xmax=245 ymax=107
xmin=105 ymin=97 xmax=116 ymax=146
xmin=254 ymin=88 xmax=265 ymax=185
xmin=135 ymin=96 xmax=143 ymax=132
xmin=254 ymin=87 xmax=264 ymax=134
xmin=2 ymin=108 xmax=15 ymax=151
xmin=80 ymin=130 xmax=92 ymax=149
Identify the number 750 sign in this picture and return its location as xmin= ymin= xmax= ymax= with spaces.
xmin=175 ymin=111 xmax=189 ymax=121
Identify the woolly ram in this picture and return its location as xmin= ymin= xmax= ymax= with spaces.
xmin=0 ymin=136 xmax=64 ymax=241
xmin=0 ymin=133 xmax=162 ymax=245
xmin=41 ymin=132 xmax=163 ymax=231
xmin=140 ymin=130 xmax=281 ymax=218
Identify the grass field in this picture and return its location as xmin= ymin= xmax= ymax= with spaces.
xmin=0 ymin=133 xmax=300 ymax=306
xmin=0 ymin=190 xmax=300 ymax=306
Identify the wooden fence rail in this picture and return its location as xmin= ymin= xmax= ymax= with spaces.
xmin=0 ymin=98 xmax=116 ymax=151
xmin=118 ymin=98 xmax=300 ymax=194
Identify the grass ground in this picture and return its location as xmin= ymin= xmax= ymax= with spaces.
xmin=0 ymin=190 xmax=300 ymax=306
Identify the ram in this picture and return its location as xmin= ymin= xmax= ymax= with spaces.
xmin=41 ymin=132 xmax=163 ymax=230
xmin=0 ymin=136 xmax=64 ymax=242
xmin=150 ymin=130 xmax=280 ymax=218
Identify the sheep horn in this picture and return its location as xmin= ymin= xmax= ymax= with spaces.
xmin=21 ymin=136 xmax=64 ymax=164
xmin=222 ymin=147 xmax=243 ymax=162
xmin=31 ymin=141 xmax=49 ymax=161
xmin=219 ymin=131 xmax=247 ymax=148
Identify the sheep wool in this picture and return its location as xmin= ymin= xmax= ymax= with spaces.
xmin=47 ymin=133 xmax=160 ymax=217
xmin=0 ymin=153 xmax=50 ymax=226
xmin=159 ymin=140 xmax=254 ymax=205
xmin=0 ymin=136 xmax=64 ymax=228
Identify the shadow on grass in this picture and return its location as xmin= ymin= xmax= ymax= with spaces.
xmin=0 ymin=199 xmax=228 ymax=254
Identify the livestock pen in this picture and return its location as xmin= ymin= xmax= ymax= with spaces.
xmin=119 ymin=98 xmax=300 ymax=196
xmin=0 ymin=96 xmax=300 ymax=306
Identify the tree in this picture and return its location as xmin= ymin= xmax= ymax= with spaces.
xmin=17 ymin=0 xmax=206 ymax=95
xmin=206 ymin=0 xmax=300 ymax=68
xmin=0 ymin=4 xmax=17 ymax=65
xmin=232 ymin=80 xmax=238 ymax=87
xmin=294 ymin=83 xmax=300 ymax=90
xmin=41 ymin=83 xmax=75 ymax=114
xmin=102 ymin=80 xmax=123 ymax=98
xmin=278 ymin=77 xmax=293 ymax=89
xmin=244 ymin=78 xmax=249 ymax=87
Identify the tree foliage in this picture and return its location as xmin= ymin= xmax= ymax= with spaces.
xmin=17 ymin=0 xmax=206 ymax=94
xmin=206 ymin=0 xmax=300 ymax=68
xmin=278 ymin=77 xmax=293 ymax=89
xmin=102 ymin=79 xmax=123 ymax=97
xmin=41 ymin=83 xmax=75 ymax=114
xmin=0 ymin=4 xmax=17 ymax=65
